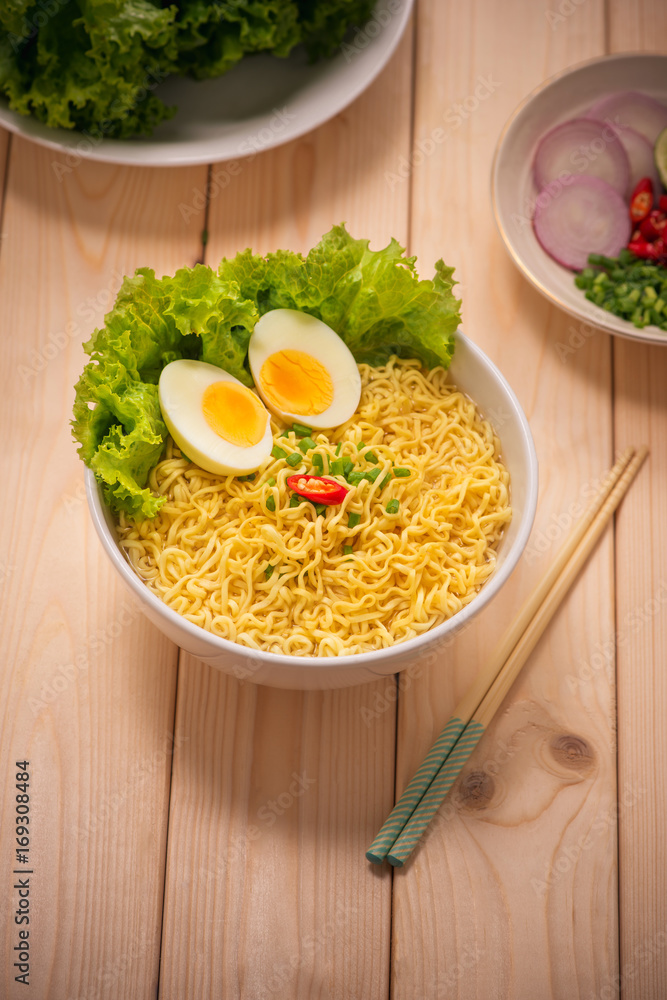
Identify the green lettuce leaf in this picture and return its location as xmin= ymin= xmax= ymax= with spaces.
xmin=0 ymin=1 xmax=376 ymax=137
xmin=0 ymin=1 xmax=178 ymax=137
xmin=72 ymin=264 xmax=259 ymax=518
xmin=174 ymin=0 xmax=301 ymax=79
xmin=219 ymin=224 xmax=461 ymax=370
xmin=298 ymin=0 xmax=377 ymax=59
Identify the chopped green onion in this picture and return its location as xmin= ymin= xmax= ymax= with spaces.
xmin=365 ymin=467 xmax=382 ymax=483
xmin=342 ymin=458 xmax=354 ymax=478
xmin=314 ymin=503 xmax=327 ymax=517
xmin=265 ymin=564 xmax=275 ymax=580
xmin=290 ymin=495 xmax=302 ymax=508
xmin=335 ymin=442 xmax=342 ymax=456
xmin=386 ymin=499 xmax=400 ymax=514
xmin=238 ymin=472 xmax=256 ymax=482
xmin=575 ymin=252 xmax=667 ymax=332
xmin=378 ymin=472 xmax=392 ymax=491
xmin=343 ymin=544 xmax=354 ymax=556
xmin=330 ymin=458 xmax=345 ymax=478
xmin=393 ymin=467 xmax=411 ymax=478
xmin=365 ymin=451 xmax=379 ymax=464
xmin=291 ymin=423 xmax=313 ymax=438
xmin=347 ymin=470 xmax=367 ymax=486
xmin=348 ymin=512 xmax=361 ymax=529
xmin=271 ymin=445 xmax=288 ymax=460
xmin=357 ymin=441 xmax=366 ymax=451
xmin=266 ymin=496 xmax=276 ymax=512
xmin=286 ymin=452 xmax=302 ymax=468
xmin=312 ymin=453 xmax=324 ymax=474
xmin=267 ymin=477 xmax=276 ymax=487
xmin=298 ymin=436 xmax=317 ymax=453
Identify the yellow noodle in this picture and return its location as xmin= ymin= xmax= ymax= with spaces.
xmin=116 ymin=358 xmax=512 ymax=656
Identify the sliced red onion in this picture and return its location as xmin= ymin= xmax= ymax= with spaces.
xmin=587 ymin=90 xmax=667 ymax=146
xmin=533 ymin=117 xmax=630 ymax=196
xmin=533 ymin=174 xmax=631 ymax=271
xmin=612 ymin=124 xmax=661 ymax=193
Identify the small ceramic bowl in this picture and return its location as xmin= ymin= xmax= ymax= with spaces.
xmin=492 ymin=53 xmax=667 ymax=346
xmin=86 ymin=330 xmax=538 ymax=690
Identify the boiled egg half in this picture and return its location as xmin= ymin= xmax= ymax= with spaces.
xmin=248 ymin=308 xmax=361 ymax=429
xmin=158 ymin=359 xmax=273 ymax=475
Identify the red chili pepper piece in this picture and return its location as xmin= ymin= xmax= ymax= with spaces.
xmin=628 ymin=237 xmax=667 ymax=262
xmin=639 ymin=212 xmax=663 ymax=241
xmin=629 ymin=177 xmax=654 ymax=223
xmin=286 ymin=474 xmax=349 ymax=505
xmin=659 ymin=194 xmax=667 ymax=214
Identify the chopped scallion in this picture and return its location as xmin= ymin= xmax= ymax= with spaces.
xmin=330 ymin=458 xmax=345 ymax=478
xmin=393 ymin=467 xmax=411 ymax=478
xmin=298 ymin=436 xmax=317 ymax=453
xmin=265 ymin=564 xmax=275 ymax=580
xmin=286 ymin=452 xmax=302 ymax=467
xmin=357 ymin=441 xmax=366 ymax=451
xmin=343 ymin=544 xmax=354 ymax=556
xmin=312 ymin=453 xmax=324 ymax=475
xmin=342 ymin=458 xmax=354 ymax=478
xmin=266 ymin=496 xmax=276 ymax=512
xmin=365 ymin=451 xmax=379 ymax=464
xmin=267 ymin=477 xmax=276 ymax=487
xmin=314 ymin=503 xmax=327 ymax=517
xmin=335 ymin=442 xmax=342 ymax=456
xmin=271 ymin=445 xmax=288 ymax=460
xmin=289 ymin=495 xmax=302 ymax=508
xmin=378 ymin=473 xmax=392 ymax=491
xmin=365 ymin=467 xmax=382 ymax=483
xmin=291 ymin=423 xmax=313 ymax=438
xmin=348 ymin=512 xmax=361 ymax=529
xmin=386 ymin=499 xmax=400 ymax=514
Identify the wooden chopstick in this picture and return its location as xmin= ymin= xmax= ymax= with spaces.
xmin=386 ymin=446 xmax=647 ymax=866
xmin=367 ymin=446 xmax=646 ymax=867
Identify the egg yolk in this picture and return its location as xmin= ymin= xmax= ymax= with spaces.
xmin=259 ymin=350 xmax=334 ymax=416
xmin=202 ymin=381 xmax=267 ymax=447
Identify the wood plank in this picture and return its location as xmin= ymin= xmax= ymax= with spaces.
xmin=608 ymin=4 xmax=667 ymax=998
xmin=157 ymin=25 xmax=415 ymax=1000
xmin=0 ymin=128 xmax=9 ymax=247
xmin=392 ymin=2 xmax=618 ymax=998
xmin=0 ymin=139 xmax=207 ymax=999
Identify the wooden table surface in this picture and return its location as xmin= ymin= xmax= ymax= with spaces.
xmin=1 ymin=1 xmax=666 ymax=997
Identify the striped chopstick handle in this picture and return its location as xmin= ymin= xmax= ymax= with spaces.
xmin=387 ymin=719 xmax=486 ymax=867
xmin=366 ymin=716 xmax=467 ymax=864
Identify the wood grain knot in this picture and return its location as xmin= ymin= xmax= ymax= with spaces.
xmin=458 ymin=770 xmax=495 ymax=809
xmin=549 ymin=735 xmax=595 ymax=771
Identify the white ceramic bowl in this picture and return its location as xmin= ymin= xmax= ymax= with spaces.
xmin=86 ymin=330 xmax=538 ymax=690
xmin=0 ymin=0 xmax=413 ymax=167
xmin=492 ymin=53 xmax=667 ymax=346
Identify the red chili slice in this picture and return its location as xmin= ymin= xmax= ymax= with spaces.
xmin=286 ymin=474 xmax=349 ymax=505
xmin=628 ymin=236 xmax=667 ymax=262
xmin=629 ymin=177 xmax=654 ymax=223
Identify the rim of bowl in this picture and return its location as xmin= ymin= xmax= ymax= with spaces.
xmin=490 ymin=51 xmax=667 ymax=346
xmin=85 ymin=330 xmax=538 ymax=672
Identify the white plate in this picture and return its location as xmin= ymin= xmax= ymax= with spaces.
xmin=492 ymin=53 xmax=667 ymax=346
xmin=0 ymin=0 xmax=413 ymax=167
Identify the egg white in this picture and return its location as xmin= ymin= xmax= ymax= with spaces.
xmin=158 ymin=359 xmax=273 ymax=476
xmin=248 ymin=308 xmax=361 ymax=429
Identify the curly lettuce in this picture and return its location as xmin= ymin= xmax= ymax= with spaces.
xmin=73 ymin=225 xmax=461 ymax=519
xmin=218 ymin=224 xmax=460 ymax=369
xmin=1 ymin=0 xmax=376 ymax=138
